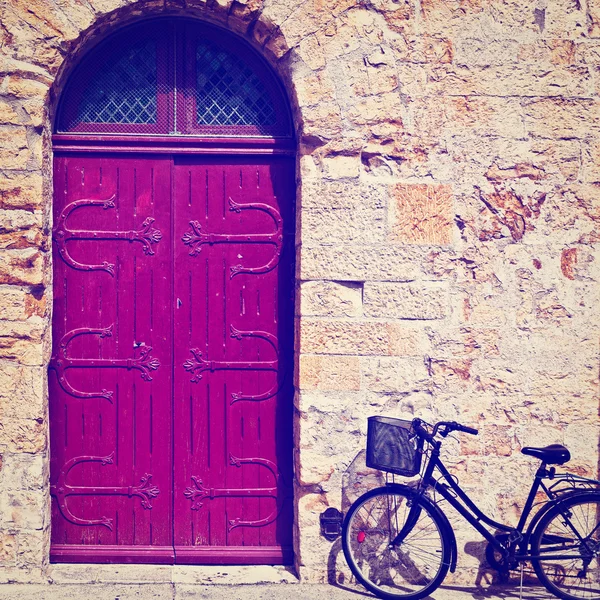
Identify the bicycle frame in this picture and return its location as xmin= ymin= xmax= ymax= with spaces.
xmin=399 ymin=435 xmax=599 ymax=563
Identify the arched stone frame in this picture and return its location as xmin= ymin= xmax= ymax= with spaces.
xmin=39 ymin=1 xmax=313 ymax=580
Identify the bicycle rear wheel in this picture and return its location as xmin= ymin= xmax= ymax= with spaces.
xmin=342 ymin=485 xmax=451 ymax=600
xmin=532 ymin=492 xmax=600 ymax=600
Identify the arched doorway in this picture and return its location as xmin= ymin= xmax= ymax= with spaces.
xmin=49 ymin=18 xmax=295 ymax=565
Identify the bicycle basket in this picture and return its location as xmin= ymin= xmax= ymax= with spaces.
xmin=366 ymin=416 xmax=423 ymax=477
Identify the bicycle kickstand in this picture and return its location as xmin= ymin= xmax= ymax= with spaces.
xmin=519 ymin=560 xmax=524 ymax=600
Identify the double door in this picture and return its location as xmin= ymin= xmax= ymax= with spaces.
xmin=49 ymin=152 xmax=294 ymax=564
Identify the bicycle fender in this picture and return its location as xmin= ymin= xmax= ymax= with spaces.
xmin=525 ymin=488 xmax=595 ymax=545
xmin=385 ymin=483 xmax=458 ymax=574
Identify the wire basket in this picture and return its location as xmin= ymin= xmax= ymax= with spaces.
xmin=366 ymin=416 xmax=423 ymax=477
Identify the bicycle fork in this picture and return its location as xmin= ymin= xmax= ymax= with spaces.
xmin=390 ymin=498 xmax=422 ymax=547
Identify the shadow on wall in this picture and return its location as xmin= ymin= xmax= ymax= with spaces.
xmin=325 ymin=449 xmax=383 ymax=590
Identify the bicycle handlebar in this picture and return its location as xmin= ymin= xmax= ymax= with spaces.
xmin=413 ymin=418 xmax=478 ymax=441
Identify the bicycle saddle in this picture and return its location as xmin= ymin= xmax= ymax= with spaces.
xmin=521 ymin=444 xmax=570 ymax=465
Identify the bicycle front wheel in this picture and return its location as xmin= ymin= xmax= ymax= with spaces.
xmin=532 ymin=492 xmax=600 ymax=600
xmin=342 ymin=485 xmax=451 ymax=600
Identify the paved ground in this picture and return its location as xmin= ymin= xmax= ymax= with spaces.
xmin=0 ymin=583 xmax=556 ymax=600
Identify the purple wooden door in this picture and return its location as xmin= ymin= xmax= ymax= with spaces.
xmin=173 ymin=157 xmax=295 ymax=564
xmin=50 ymin=154 xmax=294 ymax=564
xmin=50 ymin=155 xmax=173 ymax=563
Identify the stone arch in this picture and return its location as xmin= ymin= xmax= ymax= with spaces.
xmin=46 ymin=1 xmax=302 ymax=139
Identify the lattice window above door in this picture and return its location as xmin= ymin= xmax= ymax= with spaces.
xmin=77 ymin=39 xmax=157 ymax=125
xmin=194 ymin=41 xmax=277 ymax=130
xmin=56 ymin=19 xmax=292 ymax=138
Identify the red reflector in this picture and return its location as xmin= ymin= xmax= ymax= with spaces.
xmin=357 ymin=531 xmax=366 ymax=543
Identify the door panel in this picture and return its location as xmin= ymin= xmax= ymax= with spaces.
xmin=172 ymin=157 xmax=295 ymax=564
xmin=50 ymin=153 xmax=294 ymax=565
xmin=50 ymin=155 xmax=173 ymax=563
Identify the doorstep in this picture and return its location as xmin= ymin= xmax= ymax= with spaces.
xmin=46 ymin=564 xmax=298 ymax=585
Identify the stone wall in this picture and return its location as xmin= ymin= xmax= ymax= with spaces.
xmin=0 ymin=0 xmax=598 ymax=586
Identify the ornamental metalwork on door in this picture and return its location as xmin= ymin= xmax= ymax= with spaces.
xmin=50 ymin=18 xmax=294 ymax=565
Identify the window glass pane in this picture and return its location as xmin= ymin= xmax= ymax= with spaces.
xmin=195 ymin=41 xmax=276 ymax=128
xmin=74 ymin=39 xmax=157 ymax=126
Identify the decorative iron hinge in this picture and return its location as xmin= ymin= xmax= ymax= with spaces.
xmin=181 ymin=197 xmax=283 ymax=278
xmin=51 ymin=453 xmax=159 ymax=530
xmin=184 ymin=325 xmax=280 ymax=404
xmin=184 ymin=454 xmax=292 ymax=531
xmin=53 ymin=194 xmax=162 ymax=276
xmin=50 ymin=325 xmax=159 ymax=402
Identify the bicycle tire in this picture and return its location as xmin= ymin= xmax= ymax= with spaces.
xmin=342 ymin=485 xmax=452 ymax=600
xmin=531 ymin=491 xmax=600 ymax=600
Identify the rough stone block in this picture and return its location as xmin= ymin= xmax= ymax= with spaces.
xmin=344 ymin=92 xmax=404 ymax=126
xmin=322 ymin=154 xmax=361 ymax=180
xmin=0 ymin=532 xmax=16 ymax=565
xmin=410 ymin=96 xmax=526 ymax=140
xmin=300 ymin=280 xmax=362 ymax=317
xmin=298 ymin=355 xmax=360 ymax=391
xmin=0 ymin=490 xmax=47 ymax=529
xmin=393 ymin=34 xmax=454 ymax=64
xmin=300 ymin=102 xmax=343 ymax=141
xmin=0 ymin=249 xmax=44 ymax=286
xmin=361 ymin=357 xmax=429 ymax=392
xmin=0 ymin=101 xmax=20 ymax=125
xmin=0 ymin=453 xmax=47 ymax=491
xmin=397 ymin=63 xmax=594 ymax=98
xmin=0 ymin=173 xmax=44 ymax=211
xmin=15 ymin=530 xmax=46 ymax=569
xmin=2 ymin=77 xmax=50 ymax=100
xmin=522 ymin=98 xmax=600 ymax=139
xmin=429 ymin=325 xmax=501 ymax=359
xmin=293 ymin=70 xmax=335 ymax=108
xmin=453 ymin=37 xmax=519 ymax=66
xmin=0 ymin=418 xmax=46 ymax=454
xmin=582 ymin=140 xmax=600 ymax=183
xmin=483 ymin=424 xmax=517 ymax=457
xmin=301 ymin=207 xmax=385 ymax=244
xmin=297 ymin=34 xmax=325 ymax=70
xmin=300 ymin=319 xmax=430 ymax=356
xmin=299 ymin=245 xmax=424 ymax=281
xmin=363 ymin=282 xmax=447 ymax=320
xmin=0 ymin=364 xmax=45 ymax=420
xmin=300 ymin=179 xmax=387 ymax=210
xmin=389 ymin=184 xmax=453 ymax=245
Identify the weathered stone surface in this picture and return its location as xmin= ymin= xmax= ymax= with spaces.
xmin=301 ymin=207 xmax=385 ymax=244
xmin=0 ymin=174 xmax=44 ymax=211
xmin=298 ymin=355 xmax=360 ymax=391
xmin=0 ymin=533 xmax=16 ymax=565
xmin=299 ymin=245 xmax=424 ymax=281
xmin=0 ymin=365 xmax=44 ymax=420
xmin=0 ymin=250 xmax=44 ymax=286
xmin=0 ymin=491 xmax=46 ymax=530
xmin=361 ymin=357 xmax=429 ymax=392
xmin=300 ymin=319 xmax=431 ymax=356
xmin=300 ymin=281 xmax=362 ymax=317
xmin=389 ymin=184 xmax=453 ymax=245
xmin=363 ymin=282 xmax=448 ymax=320
xmin=522 ymin=98 xmax=600 ymax=138
xmin=0 ymin=454 xmax=47 ymax=491
xmin=0 ymin=418 xmax=46 ymax=454
xmin=15 ymin=531 xmax=46 ymax=570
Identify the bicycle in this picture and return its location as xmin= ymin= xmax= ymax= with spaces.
xmin=341 ymin=416 xmax=600 ymax=600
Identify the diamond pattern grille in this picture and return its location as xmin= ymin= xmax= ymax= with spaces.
xmin=195 ymin=41 xmax=276 ymax=128
xmin=75 ymin=39 xmax=157 ymax=126
xmin=57 ymin=22 xmax=291 ymax=137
